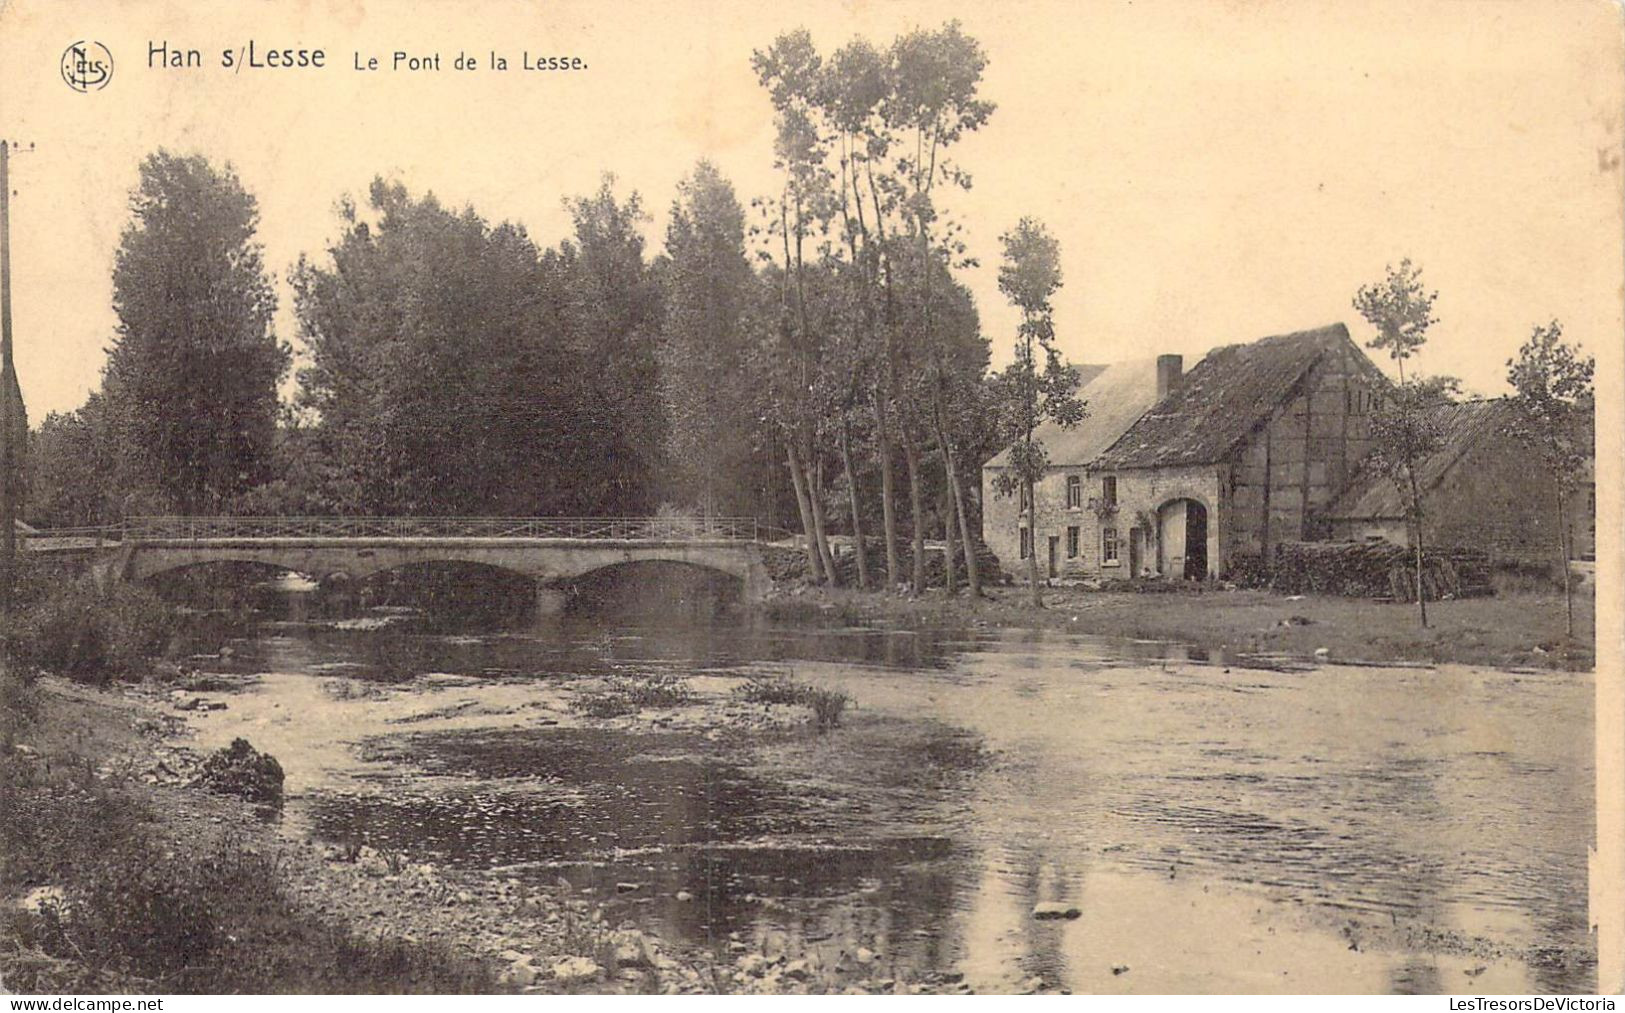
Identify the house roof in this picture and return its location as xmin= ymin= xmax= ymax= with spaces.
xmin=983 ymin=358 xmax=1161 ymax=469
xmin=1093 ymin=323 xmax=1374 ymax=469
xmin=1325 ymin=398 xmax=1593 ymax=520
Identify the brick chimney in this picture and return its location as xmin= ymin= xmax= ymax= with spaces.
xmin=1156 ymin=353 xmax=1183 ymax=401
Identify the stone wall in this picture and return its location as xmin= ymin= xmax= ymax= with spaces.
xmin=981 ymin=463 xmax=1224 ymax=581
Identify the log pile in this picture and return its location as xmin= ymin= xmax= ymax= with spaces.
xmin=1272 ymin=541 xmax=1493 ymax=601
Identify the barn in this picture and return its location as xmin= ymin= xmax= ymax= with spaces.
xmin=982 ymin=322 xmax=1389 ymax=582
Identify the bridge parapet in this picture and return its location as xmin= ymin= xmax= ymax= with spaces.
xmin=31 ymin=518 xmax=776 ymax=604
xmin=119 ymin=516 xmax=762 ymax=542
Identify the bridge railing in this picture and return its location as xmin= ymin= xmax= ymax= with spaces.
xmin=17 ymin=526 xmax=127 ymax=551
xmin=117 ymin=515 xmax=762 ymax=542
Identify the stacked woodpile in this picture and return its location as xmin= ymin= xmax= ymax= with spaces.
xmin=1272 ymin=541 xmax=1494 ymax=601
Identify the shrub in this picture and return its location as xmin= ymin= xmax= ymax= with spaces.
xmin=1224 ymin=552 xmax=1272 ymax=589
xmin=6 ymin=578 xmax=175 ymax=684
xmin=611 ymin=673 xmax=692 ymax=708
xmin=0 ymin=662 xmax=38 ymax=750
xmin=806 ymin=688 xmax=849 ymax=731
xmin=192 ymin=738 xmax=285 ymax=808
xmin=570 ymin=690 xmax=638 ymax=719
xmin=736 ymin=674 xmax=850 ymax=731
xmin=570 ymin=673 xmax=692 ymax=718
xmin=735 ymin=674 xmax=808 ymax=706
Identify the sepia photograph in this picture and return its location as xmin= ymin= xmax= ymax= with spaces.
xmin=0 ymin=0 xmax=1619 ymax=1000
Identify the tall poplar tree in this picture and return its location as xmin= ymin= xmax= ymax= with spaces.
xmin=106 ymin=151 xmax=288 ymax=515
xmin=996 ymin=217 xmax=1086 ymax=606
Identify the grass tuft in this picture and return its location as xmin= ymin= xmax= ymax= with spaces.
xmin=736 ymin=674 xmax=850 ymax=730
xmin=571 ymin=672 xmax=693 ymax=718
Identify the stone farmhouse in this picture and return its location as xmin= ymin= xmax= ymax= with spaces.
xmin=982 ymin=323 xmax=1389 ymax=583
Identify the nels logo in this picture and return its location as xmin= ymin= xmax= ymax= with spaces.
xmin=61 ymin=41 xmax=113 ymax=92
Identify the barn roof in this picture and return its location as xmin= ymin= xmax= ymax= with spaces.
xmin=1093 ymin=323 xmax=1371 ymax=469
xmin=983 ymin=359 xmax=1160 ymax=469
xmin=1324 ymin=398 xmax=1592 ymax=520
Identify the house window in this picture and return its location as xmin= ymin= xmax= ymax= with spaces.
xmin=1102 ymin=526 xmax=1119 ymax=564
xmin=1066 ymin=474 xmax=1082 ymax=509
xmin=1020 ymin=526 xmax=1032 ymax=560
xmin=1101 ymin=475 xmax=1117 ymax=509
xmin=1019 ymin=484 xmax=1032 ymax=512
xmin=1066 ymin=525 xmax=1079 ymax=558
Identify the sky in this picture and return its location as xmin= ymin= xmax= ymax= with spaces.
xmin=0 ymin=0 xmax=1620 ymax=419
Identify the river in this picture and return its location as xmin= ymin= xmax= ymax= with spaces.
xmin=162 ymin=574 xmax=1596 ymax=994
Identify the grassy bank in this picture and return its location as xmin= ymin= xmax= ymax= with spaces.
xmin=0 ymin=575 xmax=491 ymax=991
xmin=0 ymin=672 xmax=500 ymax=993
xmin=766 ymin=583 xmax=1594 ymax=672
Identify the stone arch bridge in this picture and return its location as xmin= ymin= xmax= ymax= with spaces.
xmin=52 ymin=516 xmax=773 ymax=612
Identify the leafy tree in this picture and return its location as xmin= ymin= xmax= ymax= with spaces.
xmin=753 ymin=30 xmax=842 ymax=583
xmin=749 ymin=23 xmax=997 ymax=595
xmin=995 ymin=217 xmax=1087 ymax=606
xmin=294 ymin=180 xmax=580 ymax=514
xmin=1505 ymin=321 xmax=1594 ymax=636
xmin=1352 ymin=259 xmax=1457 ymax=627
xmin=886 ymin=22 xmax=994 ymax=595
xmin=105 ymin=151 xmax=289 ymax=514
xmin=27 ymin=396 xmax=119 ymax=528
xmin=657 ymin=162 xmax=763 ymax=518
xmin=552 ymin=178 xmax=666 ymax=514
xmin=822 ymin=35 xmax=904 ymax=585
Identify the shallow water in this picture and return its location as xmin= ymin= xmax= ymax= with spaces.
xmin=174 ymin=595 xmax=1595 ymax=993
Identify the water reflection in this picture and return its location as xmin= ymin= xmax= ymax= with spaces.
xmin=157 ymin=566 xmax=1595 ymax=992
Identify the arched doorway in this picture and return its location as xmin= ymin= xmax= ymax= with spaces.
xmin=1156 ymin=498 xmax=1209 ymax=581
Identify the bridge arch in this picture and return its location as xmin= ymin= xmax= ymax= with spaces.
xmin=134 ymin=556 xmax=317 ymax=583
xmin=115 ymin=537 xmax=771 ymax=604
xmin=560 ymin=558 xmax=750 ymax=613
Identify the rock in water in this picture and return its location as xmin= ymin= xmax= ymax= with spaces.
xmin=551 ymin=956 xmax=602 ymax=985
xmin=191 ymin=737 xmax=285 ymax=807
xmin=499 ymin=960 xmax=538 ymax=987
xmin=1031 ymin=902 xmax=1082 ymax=920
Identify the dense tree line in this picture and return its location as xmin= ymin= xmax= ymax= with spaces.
xmin=30 ymin=22 xmax=1073 ymax=596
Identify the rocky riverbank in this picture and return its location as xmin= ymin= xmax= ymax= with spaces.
xmin=4 ymin=671 xmax=994 ymax=994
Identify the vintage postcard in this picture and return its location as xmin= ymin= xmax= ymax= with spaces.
xmin=0 ymin=0 xmax=1619 ymax=999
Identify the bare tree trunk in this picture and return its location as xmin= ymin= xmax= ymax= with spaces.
xmin=1558 ymin=484 xmax=1573 ymax=637
xmin=839 ymin=415 xmax=869 ymax=591
xmin=904 ymin=434 xmax=926 ymax=595
xmin=933 ymin=400 xmax=981 ymax=599
xmin=942 ymin=482 xmax=957 ymax=595
xmin=1025 ymin=476 xmax=1042 ymax=608
xmin=873 ymin=392 xmax=900 ymax=587
xmin=1408 ymin=471 xmax=1428 ymax=628
xmin=952 ymin=471 xmax=981 ymax=598
xmin=786 ymin=443 xmax=824 ymax=583
xmin=807 ymin=456 xmax=838 ymax=586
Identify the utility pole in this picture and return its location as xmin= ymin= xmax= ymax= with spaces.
xmin=0 ymin=141 xmax=32 ymax=612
